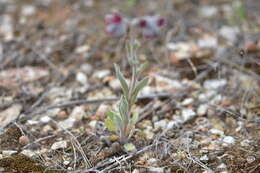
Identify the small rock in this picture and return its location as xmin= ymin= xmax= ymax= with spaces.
xmin=80 ymin=63 xmax=93 ymax=75
xmin=197 ymin=104 xmax=208 ymax=116
xmin=166 ymin=121 xmax=176 ymax=129
xmin=217 ymin=163 xmax=227 ymax=169
xmin=154 ymin=119 xmax=167 ymax=129
xmin=132 ymin=169 xmax=140 ymax=173
xmin=200 ymin=6 xmax=218 ymax=18
xmin=93 ymin=70 xmax=110 ymax=79
xmin=21 ymin=5 xmax=36 ymax=16
xmin=111 ymin=142 xmax=122 ymax=153
xmin=27 ymin=120 xmax=39 ymax=125
xmin=198 ymin=90 xmax=216 ymax=102
xmin=75 ymin=44 xmax=90 ymax=54
xmin=89 ymin=120 xmax=97 ymax=129
xmin=204 ymin=79 xmax=227 ymax=90
xmin=109 ymin=79 xmax=121 ymax=90
xmin=70 ymin=106 xmax=86 ymax=121
xmin=246 ymin=155 xmax=256 ymax=164
xmin=200 ymin=155 xmax=209 ymax=161
xmin=219 ymin=26 xmax=239 ymax=43
xmin=148 ymin=167 xmax=164 ymax=173
xmin=209 ymin=128 xmax=224 ymax=136
xmin=51 ymin=141 xmax=67 ymax=150
xmin=21 ymin=150 xmax=35 ymax=157
xmin=181 ymin=98 xmax=194 ymax=106
xmin=43 ymin=125 xmax=53 ymax=132
xmin=40 ymin=116 xmax=51 ymax=123
xmin=58 ymin=118 xmax=76 ymax=129
xmin=198 ymin=35 xmax=217 ymax=48
xmin=222 ymin=136 xmax=235 ymax=146
xmin=63 ymin=160 xmax=70 ymax=166
xmin=2 ymin=150 xmax=17 ymax=156
xmin=181 ymin=109 xmax=196 ymax=122
xmin=76 ymin=72 xmax=88 ymax=85
xmin=57 ymin=111 xmax=69 ymax=119
xmin=19 ymin=136 xmax=30 ymax=145
xmin=95 ymin=104 xmax=109 ymax=120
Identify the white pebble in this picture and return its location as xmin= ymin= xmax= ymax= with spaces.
xmin=209 ymin=128 xmax=224 ymax=136
xmin=51 ymin=141 xmax=67 ymax=150
xmin=204 ymin=79 xmax=227 ymax=90
xmin=197 ymin=104 xmax=208 ymax=116
xmin=154 ymin=120 xmax=167 ymax=129
xmin=181 ymin=109 xmax=196 ymax=122
xmin=222 ymin=136 xmax=235 ymax=146
xmin=181 ymin=98 xmax=194 ymax=106
xmin=76 ymin=72 xmax=88 ymax=85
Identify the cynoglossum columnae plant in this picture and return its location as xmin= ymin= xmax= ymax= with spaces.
xmin=105 ymin=13 xmax=166 ymax=39
xmin=105 ymin=40 xmax=149 ymax=145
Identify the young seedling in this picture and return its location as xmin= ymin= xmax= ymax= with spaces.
xmin=105 ymin=40 xmax=149 ymax=146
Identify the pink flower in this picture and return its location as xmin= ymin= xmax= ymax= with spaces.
xmin=138 ymin=16 xmax=166 ymax=39
xmin=105 ymin=13 xmax=128 ymax=37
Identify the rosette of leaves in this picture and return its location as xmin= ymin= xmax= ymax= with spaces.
xmin=105 ymin=41 xmax=149 ymax=147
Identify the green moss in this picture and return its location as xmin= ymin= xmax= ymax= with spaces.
xmin=0 ymin=154 xmax=60 ymax=173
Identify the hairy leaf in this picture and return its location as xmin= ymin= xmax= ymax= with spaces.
xmin=114 ymin=64 xmax=129 ymax=98
xmin=119 ymin=96 xmax=129 ymax=122
xmin=131 ymin=77 xmax=149 ymax=104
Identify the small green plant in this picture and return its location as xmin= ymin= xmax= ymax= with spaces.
xmin=105 ymin=40 xmax=149 ymax=145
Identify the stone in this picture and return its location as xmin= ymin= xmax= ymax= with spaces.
xmin=58 ymin=118 xmax=76 ymax=129
xmin=148 ymin=167 xmax=164 ymax=173
xmin=217 ymin=163 xmax=227 ymax=169
xmin=89 ymin=120 xmax=97 ymax=129
xmin=132 ymin=169 xmax=140 ymax=173
xmin=51 ymin=141 xmax=67 ymax=150
xmin=154 ymin=120 xmax=167 ymax=129
xmin=2 ymin=150 xmax=17 ymax=156
xmin=200 ymin=155 xmax=209 ymax=161
xmin=222 ymin=136 xmax=235 ymax=146
xmin=181 ymin=98 xmax=194 ymax=106
xmin=19 ymin=136 xmax=30 ymax=145
xmin=203 ymin=79 xmax=227 ymax=90
xmin=40 ymin=116 xmax=51 ymax=123
xmin=93 ymin=70 xmax=110 ymax=79
xmin=21 ymin=5 xmax=36 ymax=16
xmin=181 ymin=109 xmax=196 ymax=122
xmin=80 ymin=63 xmax=93 ymax=75
xmin=198 ymin=35 xmax=217 ymax=48
xmin=200 ymin=6 xmax=218 ymax=18
xmin=95 ymin=104 xmax=109 ymax=120
xmin=219 ymin=26 xmax=239 ymax=43
xmin=21 ymin=150 xmax=36 ymax=157
xmin=76 ymin=72 xmax=88 ymax=85
xmin=209 ymin=128 xmax=224 ymax=136
xmin=70 ymin=106 xmax=86 ymax=121
xmin=197 ymin=104 xmax=208 ymax=116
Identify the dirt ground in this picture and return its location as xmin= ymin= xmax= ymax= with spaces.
xmin=0 ymin=0 xmax=259 ymax=172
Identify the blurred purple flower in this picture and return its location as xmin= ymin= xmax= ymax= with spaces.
xmin=105 ymin=13 xmax=128 ymax=37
